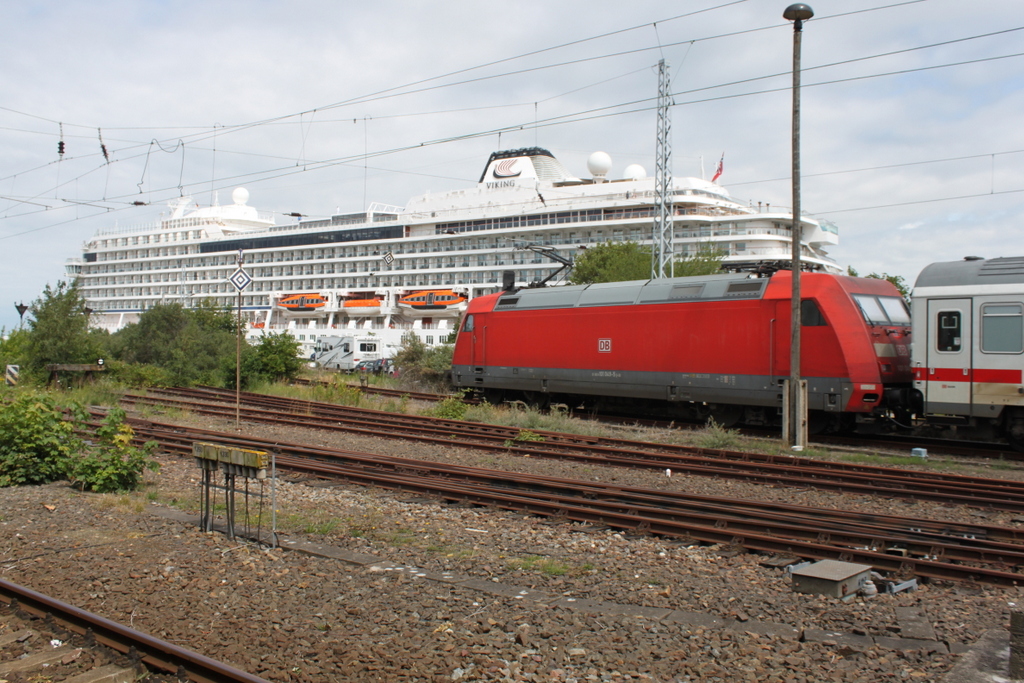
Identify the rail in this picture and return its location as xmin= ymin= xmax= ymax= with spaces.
xmin=0 ymin=578 xmax=271 ymax=683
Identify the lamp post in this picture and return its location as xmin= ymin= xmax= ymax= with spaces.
xmin=784 ymin=3 xmax=813 ymax=450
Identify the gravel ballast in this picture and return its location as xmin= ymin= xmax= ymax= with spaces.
xmin=2 ymin=411 xmax=1021 ymax=682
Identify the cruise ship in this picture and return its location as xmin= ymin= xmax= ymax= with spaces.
xmin=65 ymin=147 xmax=840 ymax=364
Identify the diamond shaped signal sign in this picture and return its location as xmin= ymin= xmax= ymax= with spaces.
xmin=382 ymin=251 xmax=394 ymax=265
xmin=229 ymin=268 xmax=252 ymax=292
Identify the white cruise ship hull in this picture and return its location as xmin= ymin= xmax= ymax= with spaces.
xmin=66 ymin=148 xmax=840 ymax=360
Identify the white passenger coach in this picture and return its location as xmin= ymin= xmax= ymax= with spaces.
xmin=911 ymin=256 xmax=1024 ymax=449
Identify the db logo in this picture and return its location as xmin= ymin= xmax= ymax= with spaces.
xmin=598 ymin=338 xmax=612 ymax=353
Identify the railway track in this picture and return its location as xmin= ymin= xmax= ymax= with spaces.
xmin=0 ymin=578 xmax=269 ymax=683
xmin=290 ymin=376 xmax=464 ymax=403
xmin=295 ymin=377 xmax=1023 ymax=459
xmin=123 ymin=386 xmax=1024 ymax=514
xmin=92 ymin=407 xmax=1024 ymax=586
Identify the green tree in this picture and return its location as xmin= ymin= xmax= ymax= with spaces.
xmin=568 ymin=241 xmax=724 ymax=285
xmin=111 ymin=301 xmax=238 ymax=386
xmin=674 ymin=242 xmax=729 ymax=278
xmin=0 ymin=328 xmax=30 ymax=369
xmin=569 ymin=242 xmax=650 ymax=284
xmin=847 ymin=267 xmax=910 ymax=300
xmin=392 ymin=332 xmax=454 ymax=389
xmin=240 ymin=332 xmax=303 ymax=386
xmin=24 ymin=281 xmax=101 ymax=374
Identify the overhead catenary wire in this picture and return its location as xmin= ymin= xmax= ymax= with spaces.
xmin=0 ymin=2 xmax=1018 ymax=236
xmin=4 ymin=40 xmax=1021 ymax=228
xmin=0 ymin=0 xmax=944 ymax=167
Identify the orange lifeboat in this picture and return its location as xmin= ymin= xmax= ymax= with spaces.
xmin=278 ymin=293 xmax=327 ymax=311
xmin=251 ymin=321 xmax=266 ymax=329
xmin=343 ymin=298 xmax=382 ymax=315
xmin=397 ymin=290 xmax=467 ymax=310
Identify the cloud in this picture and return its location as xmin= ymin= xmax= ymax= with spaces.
xmin=2 ymin=0 xmax=1024 ymax=329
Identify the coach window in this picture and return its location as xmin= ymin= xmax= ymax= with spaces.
xmin=981 ymin=303 xmax=1023 ymax=353
xmin=937 ymin=311 xmax=962 ymax=352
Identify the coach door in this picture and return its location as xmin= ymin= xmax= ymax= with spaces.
xmin=924 ymin=298 xmax=972 ymax=413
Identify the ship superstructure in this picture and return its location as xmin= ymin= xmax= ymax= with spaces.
xmin=66 ymin=148 xmax=839 ymax=359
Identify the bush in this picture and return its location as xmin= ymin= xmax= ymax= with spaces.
xmin=0 ymin=392 xmax=81 ymax=486
xmin=427 ymin=395 xmax=469 ymax=420
xmin=391 ymin=333 xmax=455 ymax=390
xmin=105 ymin=360 xmax=174 ymax=387
xmin=68 ymin=408 xmax=160 ymax=493
xmin=241 ymin=332 xmax=304 ymax=387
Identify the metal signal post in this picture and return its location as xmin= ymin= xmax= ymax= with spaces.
xmin=229 ymin=249 xmax=253 ymax=428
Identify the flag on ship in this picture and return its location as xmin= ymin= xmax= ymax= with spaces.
xmin=712 ymin=154 xmax=724 ymax=183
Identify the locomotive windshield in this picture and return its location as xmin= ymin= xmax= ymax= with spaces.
xmin=853 ymin=294 xmax=910 ymax=325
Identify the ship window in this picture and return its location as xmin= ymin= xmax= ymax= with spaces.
xmin=981 ymin=303 xmax=1023 ymax=354
xmin=937 ymin=311 xmax=962 ymax=352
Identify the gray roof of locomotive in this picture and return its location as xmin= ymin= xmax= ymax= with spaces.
xmin=494 ymin=273 xmax=769 ymax=311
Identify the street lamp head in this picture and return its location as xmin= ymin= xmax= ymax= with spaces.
xmin=784 ymin=3 xmax=814 ymax=21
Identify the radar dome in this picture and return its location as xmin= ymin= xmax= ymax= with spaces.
xmin=231 ymin=187 xmax=250 ymax=205
xmin=587 ymin=151 xmax=612 ymax=181
xmin=623 ymin=164 xmax=646 ymax=180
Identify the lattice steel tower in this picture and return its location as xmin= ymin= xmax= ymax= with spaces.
xmin=651 ymin=59 xmax=674 ymax=279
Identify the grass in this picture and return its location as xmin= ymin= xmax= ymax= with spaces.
xmin=694 ymin=419 xmax=743 ymax=451
xmin=385 ymin=528 xmax=416 ymax=546
xmin=460 ymin=401 xmax=608 ymax=439
xmin=64 ymin=382 xmax=126 ymax=409
xmin=94 ymin=493 xmax=147 ymax=514
xmin=506 ymin=555 xmax=571 ymax=576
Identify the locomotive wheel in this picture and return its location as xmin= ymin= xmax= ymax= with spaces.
xmin=807 ymin=411 xmax=831 ymax=435
xmin=523 ymin=391 xmax=550 ymax=411
xmin=481 ymin=388 xmax=505 ymax=405
xmin=707 ymin=403 xmax=744 ymax=428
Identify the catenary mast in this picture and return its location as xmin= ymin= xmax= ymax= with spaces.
xmin=652 ymin=59 xmax=674 ymax=279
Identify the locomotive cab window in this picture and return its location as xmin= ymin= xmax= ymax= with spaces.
xmin=937 ymin=311 xmax=961 ymax=352
xmin=981 ymin=303 xmax=1023 ymax=354
xmin=879 ymin=297 xmax=911 ymax=324
xmin=461 ymin=314 xmax=474 ymax=333
xmin=853 ymin=294 xmax=910 ymax=325
xmin=801 ymin=299 xmax=827 ymax=326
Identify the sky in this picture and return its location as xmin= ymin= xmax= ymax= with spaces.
xmin=1 ymin=0 xmax=1022 ymax=331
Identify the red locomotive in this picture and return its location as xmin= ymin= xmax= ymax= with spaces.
xmin=451 ymin=271 xmax=913 ymax=432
